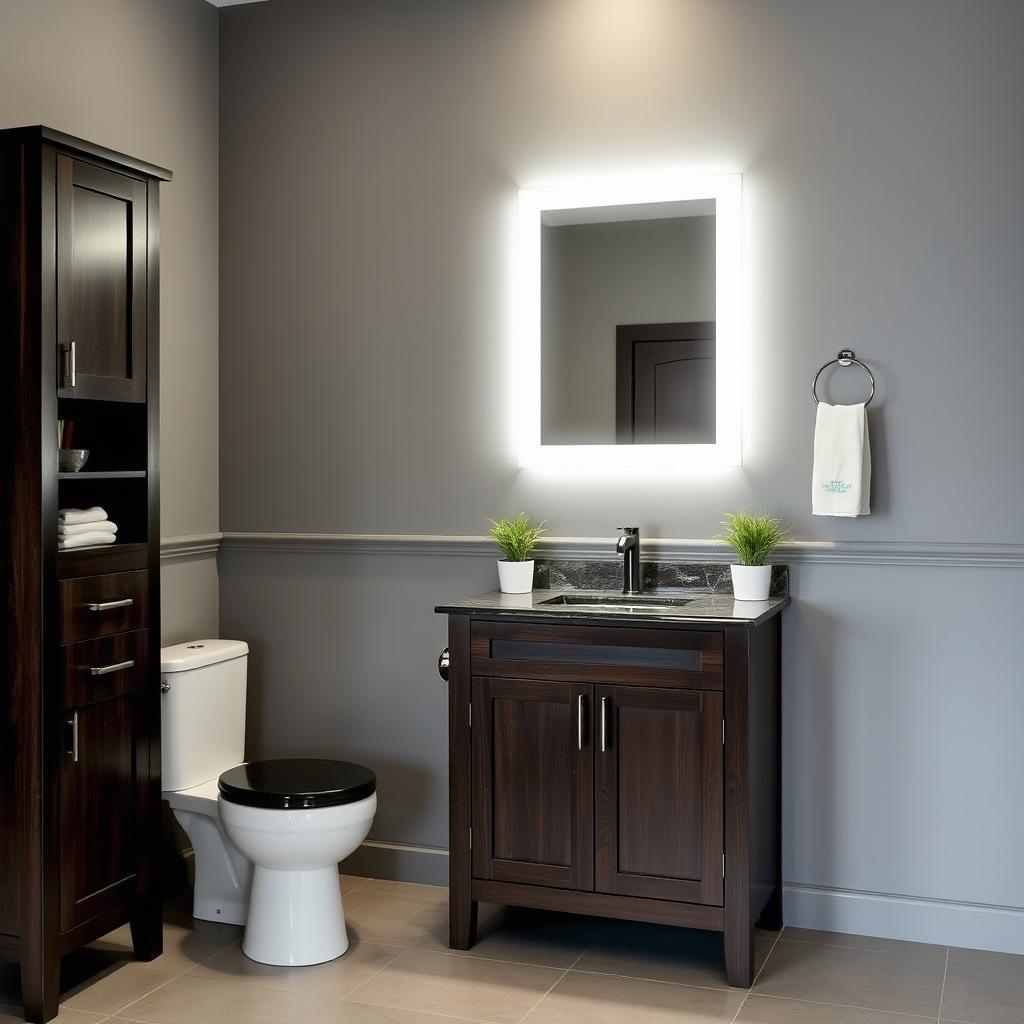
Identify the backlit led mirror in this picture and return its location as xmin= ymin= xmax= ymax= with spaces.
xmin=516 ymin=173 xmax=742 ymax=470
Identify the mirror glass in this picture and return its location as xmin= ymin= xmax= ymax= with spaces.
xmin=540 ymin=198 xmax=716 ymax=446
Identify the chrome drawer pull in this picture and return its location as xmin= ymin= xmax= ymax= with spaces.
xmin=577 ymin=694 xmax=585 ymax=750
xmin=68 ymin=712 xmax=79 ymax=762
xmin=88 ymin=659 xmax=135 ymax=676
xmin=87 ymin=598 xmax=134 ymax=612
xmin=600 ymin=696 xmax=607 ymax=752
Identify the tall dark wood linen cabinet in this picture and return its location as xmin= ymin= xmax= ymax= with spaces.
xmin=0 ymin=127 xmax=170 ymax=1023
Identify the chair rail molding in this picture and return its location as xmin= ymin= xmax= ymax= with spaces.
xmin=206 ymin=532 xmax=1024 ymax=569
xmin=160 ymin=532 xmax=223 ymax=562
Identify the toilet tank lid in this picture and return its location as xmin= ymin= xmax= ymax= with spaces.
xmin=161 ymin=639 xmax=249 ymax=673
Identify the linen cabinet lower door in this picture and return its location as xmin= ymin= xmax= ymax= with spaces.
xmin=471 ymin=677 xmax=594 ymax=890
xmin=60 ymin=695 xmax=142 ymax=930
xmin=595 ymin=685 xmax=723 ymax=905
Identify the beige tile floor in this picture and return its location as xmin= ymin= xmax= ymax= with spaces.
xmin=1 ymin=877 xmax=1020 ymax=1024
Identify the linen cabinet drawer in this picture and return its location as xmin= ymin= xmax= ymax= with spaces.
xmin=62 ymin=629 xmax=149 ymax=706
xmin=470 ymin=620 xmax=724 ymax=689
xmin=59 ymin=570 xmax=148 ymax=643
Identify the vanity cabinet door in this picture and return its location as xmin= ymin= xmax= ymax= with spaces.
xmin=60 ymin=694 xmax=144 ymax=930
xmin=471 ymin=677 xmax=594 ymax=891
xmin=595 ymin=686 xmax=723 ymax=905
xmin=56 ymin=154 xmax=148 ymax=403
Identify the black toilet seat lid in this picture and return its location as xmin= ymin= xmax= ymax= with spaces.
xmin=218 ymin=758 xmax=376 ymax=810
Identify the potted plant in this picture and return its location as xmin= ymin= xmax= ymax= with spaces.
xmin=717 ymin=509 xmax=788 ymax=601
xmin=489 ymin=513 xmax=546 ymax=594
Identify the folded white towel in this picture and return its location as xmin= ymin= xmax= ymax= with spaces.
xmin=812 ymin=402 xmax=871 ymax=517
xmin=57 ymin=531 xmax=117 ymax=550
xmin=58 ymin=520 xmax=117 ymax=537
xmin=58 ymin=506 xmax=109 ymax=526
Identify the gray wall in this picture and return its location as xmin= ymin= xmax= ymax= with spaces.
xmin=542 ymin=215 xmax=715 ymax=444
xmin=1 ymin=0 xmax=221 ymax=643
xmin=218 ymin=0 xmax=1024 ymax=948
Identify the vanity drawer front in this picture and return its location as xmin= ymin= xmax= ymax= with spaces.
xmin=59 ymin=570 xmax=149 ymax=643
xmin=471 ymin=620 xmax=723 ymax=689
xmin=62 ymin=629 xmax=149 ymax=706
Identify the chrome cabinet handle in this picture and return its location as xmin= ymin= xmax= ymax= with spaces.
xmin=87 ymin=598 xmax=133 ymax=612
xmin=577 ymin=694 xmax=584 ymax=750
xmin=64 ymin=340 xmax=77 ymax=388
xmin=68 ymin=712 xmax=79 ymax=762
xmin=437 ymin=647 xmax=450 ymax=683
xmin=600 ymin=696 xmax=607 ymax=752
xmin=88 ymin=658 xmax=135 ymax=676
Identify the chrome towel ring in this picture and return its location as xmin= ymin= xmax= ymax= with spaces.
xmin=812 ymin=349 xmax=875 ymax=406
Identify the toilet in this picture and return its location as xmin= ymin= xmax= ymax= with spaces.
xmin=161 ymin=640 xmax=378 ymax=966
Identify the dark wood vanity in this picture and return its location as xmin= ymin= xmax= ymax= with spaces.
xmin=438 ymin=594 xmax=785 ymax=986
xmin=0 ymin=127 xmax=169 ymax=1022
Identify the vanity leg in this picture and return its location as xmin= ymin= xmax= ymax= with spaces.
xmin=130 ymin=899 xmax=164 ymax=962
xmin=20 ymin=952 xmax=60 ymax=1024
xmin=724 ymin=920 xmax=754 ymax=988
xmin=449 ymin=894 xmax=477 ymax=950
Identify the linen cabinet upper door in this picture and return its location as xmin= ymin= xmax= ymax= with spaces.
xmin=56 ymin=155 xmax=147 ymax=402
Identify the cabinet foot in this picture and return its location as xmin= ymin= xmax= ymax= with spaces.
xmin=449 ymin=897 xmax=478 ymax=950
xmin=130 ymin=902 xmax=164 ymax=962
xmin=20 ymin=957 xmax=60 ymax=1024
xmin=724 ymin=923 xmax=754 ymax=988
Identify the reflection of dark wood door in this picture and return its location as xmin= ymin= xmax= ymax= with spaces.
xmin=616 ymin=322 xmax=715 ymax=443
xmin=60 ymin=696 xmax=142 ymax=929
xmin=472 ymin=677 xmax=594 ymax=890
xmin=595 ymin=685 xmax=723 ymax=905
xmin=56 ymin=155 xmax=148 ymax=402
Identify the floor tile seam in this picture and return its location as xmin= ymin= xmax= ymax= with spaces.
xmin=567 ymin=966 xmax=740 ymax=995
xmin=408 ymin=942 xmax=591 ymax=973
xmin=342 ymin=994 xmax=507 ymax=1024
xmin=330 ymin=942 xmax=415 ymax=1003
xmin=776 ymin=938 xmax=951 ymax=961
xmin=515 ymin=950 xmax=584 ymax=1024
xmin=749 ymin=990 xmax=942 ymax=1020
xmin=935 ymin=947 xmax=950 ymax=1024
xmin=90 ymin=967 xmax=187 ymax=1024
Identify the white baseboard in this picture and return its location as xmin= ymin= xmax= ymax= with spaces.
xmin=784 ymin=882 xmax=1024 ymax=955
xmin=336 ymin=844 xmax=1024 ymax=956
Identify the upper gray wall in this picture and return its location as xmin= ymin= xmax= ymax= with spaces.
xmin=217 ymin=0 xmax=1024 ymax=949
xmin=541 ymin=215 xmax=715 ymax=444
xmin=1 ymin=0 xmax=221 ymax=642
xmin=220 ymin=0 xmax=1024 ymax=543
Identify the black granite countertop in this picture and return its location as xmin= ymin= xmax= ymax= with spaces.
xmin=434 ymin=588 xmax=789 ymax=628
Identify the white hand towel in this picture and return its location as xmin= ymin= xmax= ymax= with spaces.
xmin=57 ymin=532 xmax=117 ymax=550
xmin=812 ymin=402 xmax=871 ymax=517
xmin=58 ymin=506 xmax=109 ymax=526
xmin=58 ymin=520 xmax=117 ymax=537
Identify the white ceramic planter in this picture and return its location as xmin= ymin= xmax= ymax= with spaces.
xmin=730 ymin=564 xmax=772 ymax=601
xmin=497 ymin=559 xmax=535 ymax=594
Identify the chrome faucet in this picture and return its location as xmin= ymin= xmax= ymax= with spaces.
xmin=616 ymin=527 xmax=641 ymax=595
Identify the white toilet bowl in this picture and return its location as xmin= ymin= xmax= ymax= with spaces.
xmin=217 ymin=758 xmax=378 ymax=966
xmin=219 ymin=792 xmax=377 ymax=965
xmin=165 ymin=779 xmax=253 ymax=926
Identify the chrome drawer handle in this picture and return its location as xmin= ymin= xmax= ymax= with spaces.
xmin=68 ymin=712 xmax=79 ymax=762
xmin=88 ymin=659 xmax=135 ymax=676
xmin=600 ymin=696 xmax=607 ymax=753
xmin=577 ymin=694 xmax=584 ymax=750
xmin=87 ymin=598 xmax=134 ymax=612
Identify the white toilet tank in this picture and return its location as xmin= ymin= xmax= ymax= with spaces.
xmin=161 ymin=639 xmax=249 ymax=792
